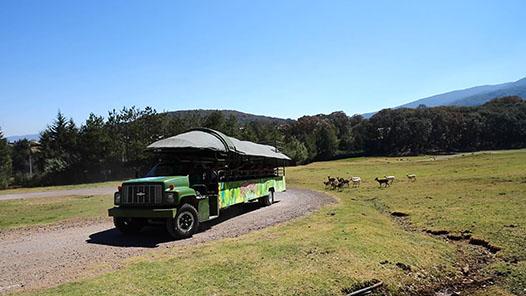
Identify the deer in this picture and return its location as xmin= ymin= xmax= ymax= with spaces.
xmin=406 ymin=174 xmax=416 ymax=182
xmin=338 ymin=177 xmax=350 ymax=188
xmin=351 ymin=176 xmax=361 ymax=187
xmin=375 ymin=177 xmax=390 ymax=187
xmin=385 ymin=175 xmax=395 ymax=185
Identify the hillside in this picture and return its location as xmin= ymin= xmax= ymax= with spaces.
xmin=449 ymin=77 xmax=526 ymax=106
xmin=363 ymin=77 xmax=526 ymax=118
xmin=400 ymin=77 xmax=526 ymax=108
xmin=166 ymin=109 xmax=293 ymax=125
xmin=6 ymin=134 xmax=40 ymax=143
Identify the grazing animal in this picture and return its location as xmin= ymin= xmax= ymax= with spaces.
xmin=338 ymin=177 xmax=350 ymax=188
xmin=323 ymin=180 xmax=332 ymax=188
xmin=351 ymin=176 xmax=361 ymax=187
xmin=327 ymin=176 xmax=336 ymax=183
xmin=384 ymin=175 xmax=395 ymax=185
xmin=336 ymin=180 xmax=347 ymax=191
xmin=330 ymin=180 xmax=339 ymax=190
xmin=375 ymin=177 xmax=390 ymax=187
xmin=406 ymin=174 xmax=416 ymax=182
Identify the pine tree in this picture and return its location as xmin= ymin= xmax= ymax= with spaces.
xmin=224 ymin=115 xmax=239 ymax=137
xmin=203 ymin=111 xmax=225 ymax=131
xmin=39 ymin=112 xmax=79 ymax=179
xmin=0 ymin=127 xmax=12 ymax=189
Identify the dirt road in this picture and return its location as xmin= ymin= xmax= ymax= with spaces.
xmin=0 ymin=189 xmax=334 ymax=294
xmin=0 ymin=187 xmax=116 ymax=201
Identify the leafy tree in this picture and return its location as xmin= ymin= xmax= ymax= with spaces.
xmin=289 ymin=116 xmax=322 ymax=160
xmin=349 ymin=115 xmax=366 ymax=151
xmin=315 ymin=120 xmax=338 ymax=160
xmin=326 ymin=111 xmax=352 ymax=151
xmin=282 ymin=137 xmax=308 ymax=164
xmin=480 ymin=97 xmax=526 ymax=149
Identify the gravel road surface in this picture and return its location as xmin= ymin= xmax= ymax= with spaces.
xmin=0 ymin=187 xmax=116 ymax=201
xmin=0 ymin=189 xmax=334 ymax=294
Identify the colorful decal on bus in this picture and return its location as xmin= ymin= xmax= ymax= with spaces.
xmin=218 ymin=176 xmax=286 ymax=208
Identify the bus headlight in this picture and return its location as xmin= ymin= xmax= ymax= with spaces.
xmin=166 ymin=193 xmax=175 ymax=204
xmin=114 ymin=192 xmax=121 ymax=205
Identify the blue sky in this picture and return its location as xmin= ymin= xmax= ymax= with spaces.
xmin=1 ymin=0 xmax=525 ymax=136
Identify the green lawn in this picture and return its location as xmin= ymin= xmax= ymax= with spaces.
xmin=0 ymin=180 xmax=121 ymax=195
xmin=16 ymin=150 xmax=526 ymax=295
xmin=0 ymin=194 xmax=113 ymax=230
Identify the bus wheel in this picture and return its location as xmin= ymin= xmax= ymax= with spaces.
xmin=259 ymin=191 xmax=274 ymax=206
xmin=113 ymin=217 xmax=145 ymax=234
xmin=167 ymin=203 xmax=199 ymax=239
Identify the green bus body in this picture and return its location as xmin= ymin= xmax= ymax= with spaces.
xmin=108 ymin=175 xmax=286 ymax=223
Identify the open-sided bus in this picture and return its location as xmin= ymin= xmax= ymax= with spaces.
xmin=108 ymin=128 xmax=291 ymax=238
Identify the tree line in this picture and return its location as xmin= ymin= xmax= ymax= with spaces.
xmin=0 ymin=96 xmax=524 ymax=188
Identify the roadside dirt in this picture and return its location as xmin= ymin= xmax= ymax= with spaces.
xmin=0 ymin=187 xmax=116 ymax=201
xmin=388 ymin=212 xmax=501 ymax=296
xmin=0 ymin=188 xmax=334 ymax=294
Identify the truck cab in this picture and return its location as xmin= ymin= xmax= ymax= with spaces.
xmin=109 ymin=162 xmax=221 ymax=238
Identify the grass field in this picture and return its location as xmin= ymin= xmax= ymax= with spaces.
xmin=287 ymin=151 xmax=526 ymax=295
xmin=0 ymin=194 xmax=113 ymax=230
xmin=14 ymin=150 xmax=526 ymax=295
xmin=0 ymin=180 xmax=121 ymax=195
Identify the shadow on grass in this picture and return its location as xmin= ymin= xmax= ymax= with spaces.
xmin=86 ymin=200 xmax=280 ymax=248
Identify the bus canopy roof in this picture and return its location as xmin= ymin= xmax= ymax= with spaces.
xmin=147 ymin=128 xmax=291 ymax=161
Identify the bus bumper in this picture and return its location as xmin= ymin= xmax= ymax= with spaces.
xmin=108 ymin=207 xmax=177 ymax=218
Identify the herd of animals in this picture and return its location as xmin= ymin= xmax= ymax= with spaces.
xmin=323 ymin=174 xmax=416 ymax=190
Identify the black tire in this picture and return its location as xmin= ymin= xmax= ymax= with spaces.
xmin=166 ymin=203 xmax=199 ymax=239
xmin=113 ymin=217 xmax=145 ymax=234
xmin=259 ymin=190 xmax=274 ymax=206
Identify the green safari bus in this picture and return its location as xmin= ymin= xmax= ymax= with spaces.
xmin=108 ymin=128 xmax=290 ymax=239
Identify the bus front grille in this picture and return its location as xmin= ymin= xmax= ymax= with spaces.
xmin=122 ymin=184 xmax=163 ymax=206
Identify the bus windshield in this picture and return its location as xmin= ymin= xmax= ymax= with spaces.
xmin=145 ymin=163 xmax=188 ymax=177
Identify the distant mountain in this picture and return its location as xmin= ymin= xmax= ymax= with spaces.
xmin=364 ymin=77 xmax=526 ymax=118
xmin=6 ymin=134 xmax=40 ymax=143
xmin=400 ymin=77 xmax=526 ymax=108
xmin=166 ymin=109 xmax=293 ymax=125
xmin=448 ymin=78 xmax=526 ymax=106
